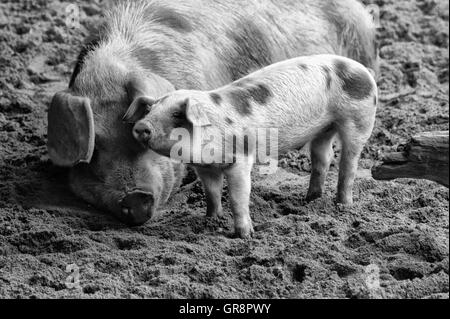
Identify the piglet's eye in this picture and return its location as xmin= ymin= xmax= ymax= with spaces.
xmin=172 ymin=111 xmax=185 ymax=119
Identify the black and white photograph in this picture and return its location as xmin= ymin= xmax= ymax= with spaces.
xmin=0 ymin=0 xmax=448 ymax=303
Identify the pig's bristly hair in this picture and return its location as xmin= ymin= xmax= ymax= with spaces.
xmin=321 ymin=0 xmax=379 ymax=74
xmin=106 ymin=1 xmax=152 ymax=44
xmin=105 ymin=1 xmax=188 ymax=50
xmin=75 ymin=0 xmax=380 ymax=102
xmin=74 ymin=1 xmax=167 ymax=98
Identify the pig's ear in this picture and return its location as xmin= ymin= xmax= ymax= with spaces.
xmin=47 ymin=91 xmax=95 ymax=167
xmin=183 ymin=99 xmax=212 ymax=127
xmin=123 ymin=96 xmax=156 ymax=123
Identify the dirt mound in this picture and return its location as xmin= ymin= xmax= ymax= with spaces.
xmin=0 ymin=0 xmax=448 ymax=298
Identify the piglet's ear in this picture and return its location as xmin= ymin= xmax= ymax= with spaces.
xmin=123 ymin=96 xmax=156 ymax=123
xmin=123 ymin=72 xmax=174 ymax=123
xmin=183 ymin=99 xmax=211 ymax=127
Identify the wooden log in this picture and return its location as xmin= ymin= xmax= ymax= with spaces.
xmin=372 ymin=131 xmax=449 ymax=187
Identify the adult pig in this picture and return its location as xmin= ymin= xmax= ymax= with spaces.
xmin=47 ymin=0 xmax=379 ymax=226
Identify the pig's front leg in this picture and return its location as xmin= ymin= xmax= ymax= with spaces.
xmin=224 ymin=158 xmax=254 ymax=239
xmin=194 ymin=166 xmax=224 ymax=218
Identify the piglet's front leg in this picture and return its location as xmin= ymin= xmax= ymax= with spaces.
xmin=224 ymin=158 xmax=255 ymax=239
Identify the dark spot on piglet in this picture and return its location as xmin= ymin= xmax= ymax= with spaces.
xmin=210 ymin=93 xmax=222 ymax=105
xmin=228 ymin=90 xmax=253 ymax=116
xmin=246 ymin=83 xmax=272 ymax=105
xmin=226 ymin=117 xmax=234 ymax=125
xmin=227 ymin=81 xmax=273 ymax=116
xmin=334 ymin=60 xmax=374 ymax=100
xmin=298 ymin=64 xmax=309 ymax=71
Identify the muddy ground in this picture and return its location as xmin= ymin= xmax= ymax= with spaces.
xmin=0 ymin=0 xmax=448 ymax=299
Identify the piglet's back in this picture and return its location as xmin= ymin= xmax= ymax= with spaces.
xmin=214 ymin=55 xmax=374 ymax=128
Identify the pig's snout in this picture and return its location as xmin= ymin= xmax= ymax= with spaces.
xmin=118 ymin=191 xmax=155 ymax=226
xmin=133 ymin=122 xmax=152 ymax=145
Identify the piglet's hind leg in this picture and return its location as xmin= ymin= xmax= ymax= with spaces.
xmin=307 ymin=126 xmax=337 ymax=201
xmin=195 ymin=166 xmax=224 ymax=218
xmin=337 ymin=120 xmax=374 ymax=205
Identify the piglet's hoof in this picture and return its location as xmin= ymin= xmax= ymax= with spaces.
xmin=118 ymin=191 xmax=155 ymax=226
xmin=206 ymin=208 xmax=224 ymax=219
xmin=336 ymin=195 xmax=354 ymax=207
xmin=305 ymin=191 xmax=323 ymax=203
xmin=234 ymin=223 xmax=254 ymax=239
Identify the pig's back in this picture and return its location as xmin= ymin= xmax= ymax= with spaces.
xmin=97 ymin=0 xmax=378 ymax=90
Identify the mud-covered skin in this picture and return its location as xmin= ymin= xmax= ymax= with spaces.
xmin=61 ymin=0 xmax=379 ymax=225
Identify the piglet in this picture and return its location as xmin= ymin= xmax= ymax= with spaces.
xmin=123 ymin=54 xmax=378 ymax=238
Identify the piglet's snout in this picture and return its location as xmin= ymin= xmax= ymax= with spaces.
xmin=133 ymin=122 xmax=152 ymax=145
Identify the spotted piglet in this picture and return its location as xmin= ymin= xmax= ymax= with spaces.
xmin=123 ymin=54 xmax=378 ymax=239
